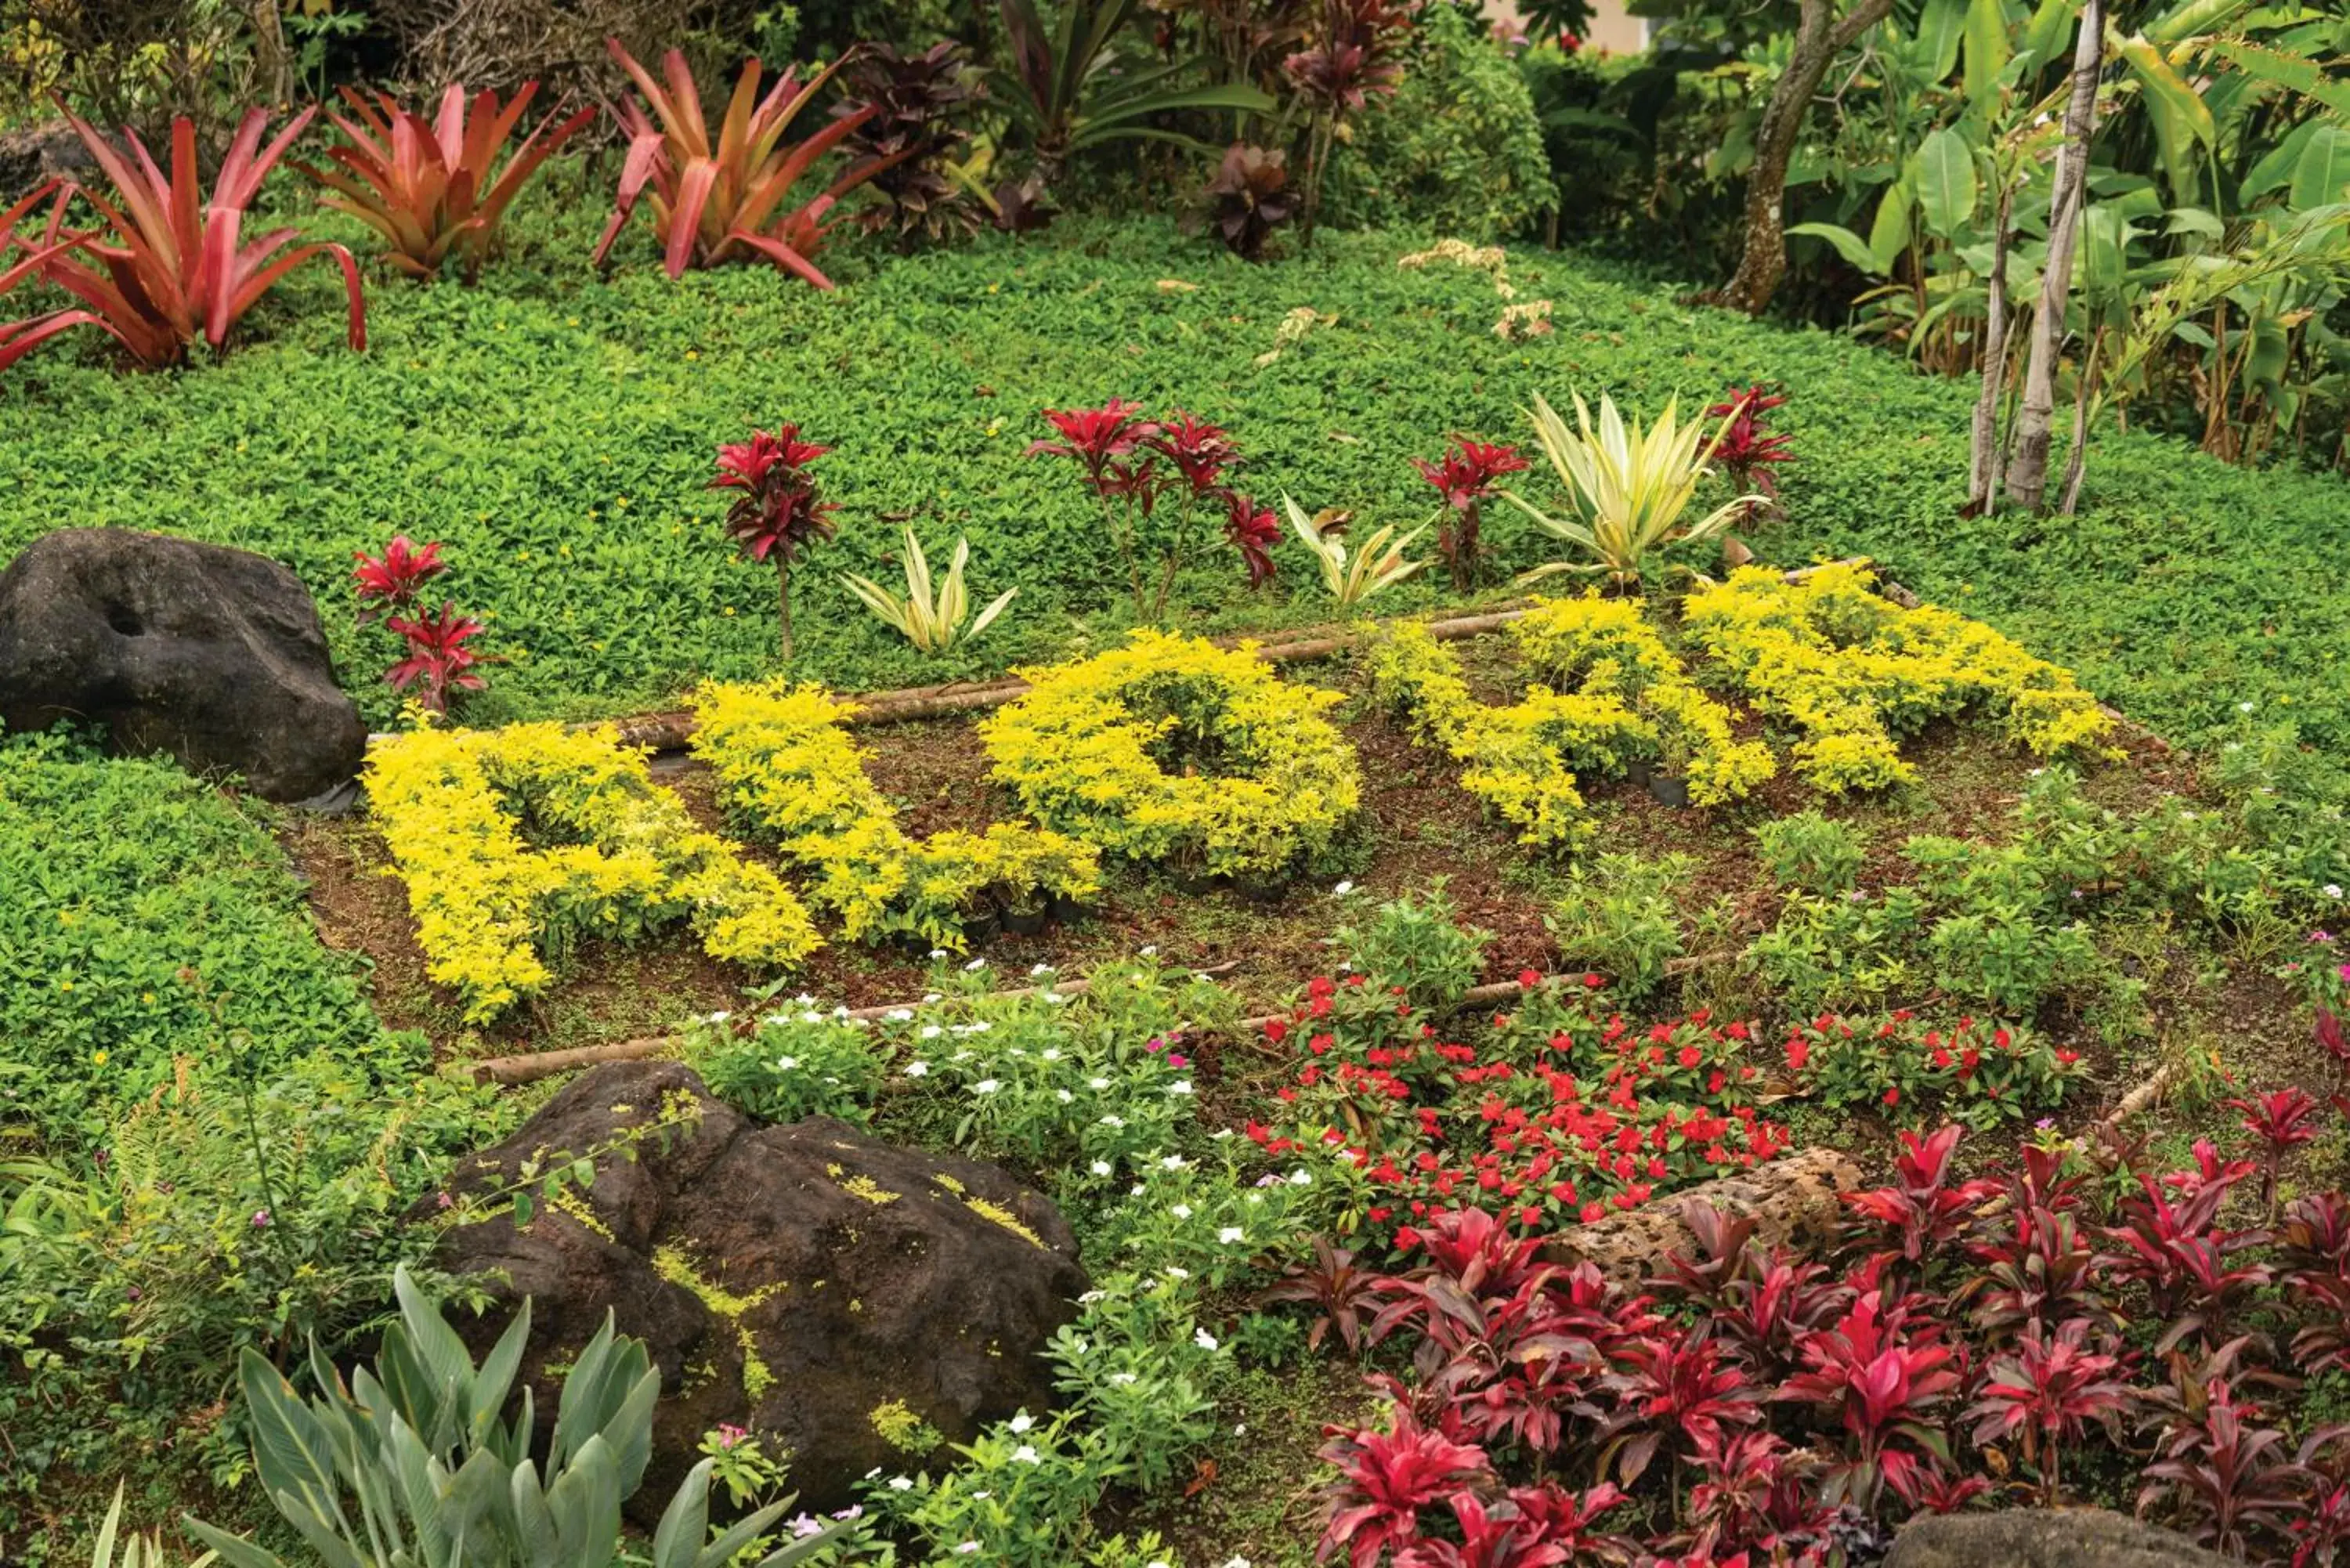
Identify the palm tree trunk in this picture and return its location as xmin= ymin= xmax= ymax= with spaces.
xmin=2004 ymin=0 xmax=2104 ymax=512
xmin=1968 ymin=182 xmax=2015 ymax=511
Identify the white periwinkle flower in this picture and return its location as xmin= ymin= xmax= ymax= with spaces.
xmin=1194 ymin=1328 xmax=1220 ymax=1351
xmin=973 ymin=1078 xmax=1002 ymax=1095
xmin=964 ymin=956 xmax=987 ymax=972
xmin=1218 ymin=1227 xmax=1246 ymax=1245
xmin=904 ymin=1060 xmax=929 ymax=1077
xmin=1008 ymin=1412 xmax=1034 ymax=1433
xmin=1167 ymin=1079 xmax=1195 ymax=1096
xmin=1090 ymin=1159 xmax=1113 ymax=1176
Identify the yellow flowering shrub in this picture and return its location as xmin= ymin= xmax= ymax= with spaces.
xmin=691 ymin=681 xmax=1100 ymax=950
xmin=1506 ymin=595 xmax=1776 ymax=807
xmin=367 ymin=721 xmax=819 ymax=1021
xmin=1681 ymin=563 xmax=2113 ymax=792
xmin=1365 ymin=598 xmax=1773 ymax=848
xmin=980 ymin=630 xmax=1362 ymax=878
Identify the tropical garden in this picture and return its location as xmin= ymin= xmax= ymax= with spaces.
xmin=1 ymin=0 xmax=2347 ymax=1565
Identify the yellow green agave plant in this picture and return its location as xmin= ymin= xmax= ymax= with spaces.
xmin=1500 ymin=391 xmax=1762 ymax=590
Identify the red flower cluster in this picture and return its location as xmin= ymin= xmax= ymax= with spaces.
xmin=1249 ymin=977 xmax=1788 ymax=1252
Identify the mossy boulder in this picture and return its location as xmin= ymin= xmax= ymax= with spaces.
xmin=432 ymin=1060 xmax=1085 ymax=1514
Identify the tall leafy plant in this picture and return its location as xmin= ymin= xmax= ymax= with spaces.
xmin=2 ymin=108 xmax=365 ymax=371
xmin=993 ymin=0 xmax=1276 ymax=193
xmin=303 ymin=82 xmax=596 ymax=283
xmin=596 ymin=44 xmax=908 ymax=287
xmin=1499 ymin=392 xmax=1760 ymax=589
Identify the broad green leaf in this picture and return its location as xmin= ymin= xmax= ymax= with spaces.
xmin=2144 ymin=0 xmax=2258 ymax=43
xmin=2290 ymin=124 xmax=2350 ymax=210
xmin=2214 ymin=39 xmax=2350 ymax=116
xmin=2240 ymin=117 xmax=2323 ymax=199
xmin=1867 ymin=175 xmax=1917 ymax=272
xmin=2117 ymin=34 xmax=2217 ymax=150
xmin=1915 ymin=129 xmax=1979 ymax=237
xmin=1918 ymin=0 xmax=1969 ymax=81
xmin=2164 ymin=205 xmax=2224 ymax=237
xmin=238 ymin=1349 xmax=341 ymax=1512
xmin=651 ymin=1459 xmax=714 ymax=1568
xmin=181 ymin=1521 xmax=289 ymax=1568
xmin=2018 ymin=0 xmax=2081 ymax=74
xmin=1787 ymin=222 xmax=1885 ymax=274
xmin=1962 ymin=0 xmax=2012 ymax=103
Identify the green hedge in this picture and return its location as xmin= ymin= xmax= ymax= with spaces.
xmin=1 ymin=197 xmax=2342 ymax=751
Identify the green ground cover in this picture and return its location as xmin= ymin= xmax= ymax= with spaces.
xmin=2 ymin=197 xmax=2341 ymax=750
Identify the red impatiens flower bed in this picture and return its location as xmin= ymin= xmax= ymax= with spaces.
xmin=1245 ymin=974 xmax=2087 ymax=1260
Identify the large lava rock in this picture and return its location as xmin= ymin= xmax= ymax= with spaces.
xmin=0 ymin=529 xmax=364 ymax=801
xmin=1885 ymin=1510 xmax=2229 ymax=1568
xmin=1541 ymin=1147 xmax=1862 ymax=1288
xmin=433 ymin=1060 xmax=1087 ymax=1515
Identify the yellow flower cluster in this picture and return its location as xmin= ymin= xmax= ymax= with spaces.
xmin=690 ymin=681 xmax=1100 ymax=951
xmin=1681 ymin=563 xmax=2113 ymax=792
xmin=980 ymin=630 xmax=1362 ymax=878
xmin=1365 ymin=597 xmax=1773 ymax=849
xmin=367 ymin=721 xmax=819 ymax=1021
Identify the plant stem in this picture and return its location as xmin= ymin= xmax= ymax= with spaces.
xmin=778 ymin=563 xmax=794 ymax=664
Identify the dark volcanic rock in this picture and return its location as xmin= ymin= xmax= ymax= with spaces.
xmin=1885 ymin=1510 xmax=2230 ymax=1568
xmin=433 ymin=1060 xmax=1087 ymax=1515
xmin=0 ymin=529 xmax=364 ymax=801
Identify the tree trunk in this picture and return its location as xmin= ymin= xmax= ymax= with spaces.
xmin=1967 ymin=182 xmax=2016 ymax=511
xmin=2004 ymin=0 xmax=2104 ymax=513
xmin=2057 ymin=334 xmax=2101 ymax=515
xmin=1718 ymin=0 xmax=1897 ymax=316
xmin=251 ymin=1 xmax=291 ymax=107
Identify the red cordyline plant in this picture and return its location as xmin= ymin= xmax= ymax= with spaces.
xmin=597 ymin=42 xmax=913 ymax=286
xmin=385 ymin=603 xmax=492 ymax=712
xmin=2 ymin=108 xmax=365 ymax=372
xmin=302 ymin=82 xmax=595 ymax=283
xmin=2280 ymin=1191 xmax=2350 ymax=1373
xmin=710 ymin=422 xmax=839 ymax=663
xmin=1840 ymin=1124 xmax=1996 ymax=1276
xmin=352 ymin=536 xmax=448 ymax=621
xmin=2106 ymin=1154 xmax=2275 ymax=1355
xmin=1029 ymin=400 xmax=1267 ymax=618
xmin=2139 ymin=1378 xmax=2312 ymax=1560
xmin=1775 ymin=1286 xmax=1962 ymax=1511
xmin=1285 ymin=0 xmax=1413 ymax=246
xmin=1964 ymin=1317 xmax=2135 ymax=1503
xmin=2233 ymin=1087 xmax=2321 ymax=1220
xmin=1703 ymin=386 xmax=1794 ymax=501
xmin=1598 ymin=1326 xmax=1763 ymax=1489
xmin=1413 ymin=435 xmax=1528 ymax=591
xmin=1316 ymin=1404 xmax=1493 ymax=1567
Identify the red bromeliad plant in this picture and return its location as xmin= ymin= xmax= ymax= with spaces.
xmin=1702 ymin=386 xmax=1794 ymax=502
xmin=2139 ymin=1379 xmax=2312 ymax=1560
xmin=302 ymin=82 xmax=595 ymax=283
xmin=5 ymin=108 xmax=365 ymax=371
xmin=1413 ymin=435 xmax=1528 ymax=591
xmin=1964 ymin=1318 xmax=2135 ymax=1502
xmin=1029 ymin=400 xmax=1271 ymax=617
xmin=1223 ymin=491 xmax=1282 ymax=588
xmin=597 ymin=43 xmax=913 ymax=286
xmin=385 ymin=604 xmax=492 ymax=712
xmin=1 ymin=179 xmax=86 ymax=369
xmin=710 ymin=422 xmax=839 ymax=663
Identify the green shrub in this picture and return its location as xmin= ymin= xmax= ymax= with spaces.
xmin=0 ymin=735 xmax=411 ymax=1150
xmin=1546 ymin=851 xmax=1690 ymax=996
xmin=1336 ymin=886 xmax=1490 ymax=1009
xmin=1754 ymin=810 xmax=1868 ymax=895
xmin=1325 ymin=4 xmax=1553 ymax=242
